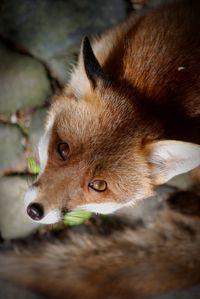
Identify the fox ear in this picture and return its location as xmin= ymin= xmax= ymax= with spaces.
xmin=70 ymin=37 xmax=110 ymax=97
xmin=146 ymin=140 xmax=200 ymax=185
xmin=82 ymin=37 xmax=109 ymax=88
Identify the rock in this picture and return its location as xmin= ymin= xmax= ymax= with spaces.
xmin=153 ymin=285 xmax=200 ymax=299
xmin=146 ymin=0 xmax=171 ymax=7
xmin=0 ymin=281 xmax=44 ymax=299
xmin=116 ymin=195 xmax=161 ymax=222
xmin=0 ymin=124 xmax=24 ymax=173
xmin=47 ymin=52 xmax=74 ymax=85
xmin=29 ymin=108 xmax=46 ymax=154
xmin=0 ymin=0 xmax=127 ymax=85
xmin=0 ymin=41 xmax=51 ymax=115
xmin=0 ymin=176 xmax=40 ymax=239
xmin=117 ymin=184 xmax=177 ymax=221
xmin=167 ymin=172 xmax=194 ymax=190
xmin=156 ymin=184 xmax=177 ymax=194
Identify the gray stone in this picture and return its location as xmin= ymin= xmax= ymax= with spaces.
xmin=153 ymin=284 xmax=200 ymax=299
xmin=0 ymin=176 xmax=40 ymax=239
xmin=29 ymin=108 xmax=46 ymax=153
xmin=117 ymin=185 xmax=177 ymax=222
xmin=0 ymin=281 xmax=44 ymax=299
xmin=0 ymin=0 xmax=127 ymax=84
xmin=156 ymin=184 xmax=177 ymax=194
xmin=0 ymin=124 xmax=24 ymax=172
xmin=47 ymin=52 xmax=75 ymax=86
xmin=168 ymin=172 xmax=194 ymax=190
xmin=146 ymin=0 xmax=172 ymax=7
xmin=117 ymin=195 xmax=162 ymax=222
xmin=0 ymin=41 xmax=51 ymax=115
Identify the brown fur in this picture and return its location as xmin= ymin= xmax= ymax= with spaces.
xmin=28 ymin=0 xmax=200 ymax=216
xmin=1 ymin=190 xmax=200 ymax=298
xmin=192 ymin=166 xmax=200 ymax=183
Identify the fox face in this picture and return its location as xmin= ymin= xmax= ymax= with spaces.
xmin=25 ymin=9 xmax=200 ymax=224
xmin=25 ymin=42 xmax=154 ymax=223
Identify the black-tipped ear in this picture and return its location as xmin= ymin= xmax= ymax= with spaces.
xmin=82 ymin=36 xmax=110 ymax=87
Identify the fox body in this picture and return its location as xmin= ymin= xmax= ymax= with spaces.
xmin=1 ymin=190 xmax=200 ymax=298
xmin=25 ymin=0 xmax=200 ymax=224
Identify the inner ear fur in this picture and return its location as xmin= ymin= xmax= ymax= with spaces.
xmin=145 ymin=140 xmax=200 ymax=185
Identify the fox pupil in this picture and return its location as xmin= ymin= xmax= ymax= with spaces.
xmin=57 ymin=143 xmax=69 ymax=161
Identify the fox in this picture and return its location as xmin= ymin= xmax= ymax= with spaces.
xmin=25 ymin=0 xmax=200 ymax=224
xmin=1 ymin=189 xmax=200 ymax=299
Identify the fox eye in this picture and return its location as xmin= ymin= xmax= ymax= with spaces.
xmin=88 ymin=180 xmax=107 ymax=192
xmin=57 ymin=143 xmax=69 ymax=161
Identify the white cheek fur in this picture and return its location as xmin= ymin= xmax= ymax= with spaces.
xmin=38 ymin=128 xmax=52 ymax=172
xmin=35 ymin=210 xmax=62 ymax=224
xmin=25 ymin=122 xmax=62 ymax=225
xmin=77 ymin=202 xmax=129 ymax=214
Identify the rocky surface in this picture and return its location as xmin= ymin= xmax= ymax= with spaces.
xmin=168 ymin=172 xmax=194 ymax=190
xmin=0 ymin=281 xmax=45 ymax=299
xmin=0 ymin=176 xmax=40 ymax=239
xmin=0 ymin=0 xmax=127 ymax=85
xmin=0 ymin=41 xmax=51 ymax=115
xmin=154 ymin=285 xmax=200 ymax=299
xmin=0 ymin=124 xmax=24 ymax=173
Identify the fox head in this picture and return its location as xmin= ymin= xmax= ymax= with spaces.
xmin=25 ymin=37 xmax=200 ymax=224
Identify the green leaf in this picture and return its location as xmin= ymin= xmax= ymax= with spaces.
xmin=28 ymin=158 xmax=40 ymax=174
xmin=63 ymin=210 xmax=92 ymax=226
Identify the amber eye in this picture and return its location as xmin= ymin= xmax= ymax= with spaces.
xmin=88 ymin=180 xmax=107 ymax=192
xmin=57 ymin=143 xmax=69 ymax=161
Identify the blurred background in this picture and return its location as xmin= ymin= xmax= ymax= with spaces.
xmin=0 ymin=0 xmax=198 ymax=298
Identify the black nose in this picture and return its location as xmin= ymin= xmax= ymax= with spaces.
xmin=27 ymin=203 xmax=44 ymax=221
